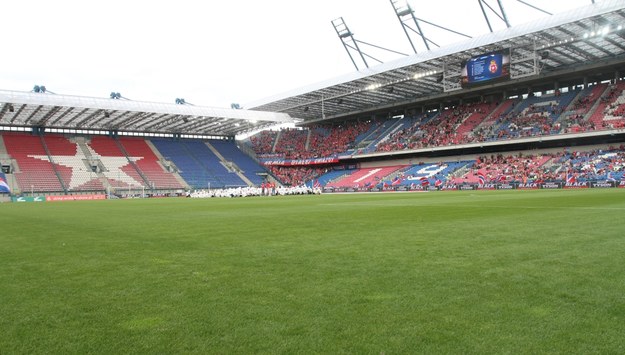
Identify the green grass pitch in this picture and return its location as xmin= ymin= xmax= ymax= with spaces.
xmin=1 ymin=189 xmax=625 ymax=354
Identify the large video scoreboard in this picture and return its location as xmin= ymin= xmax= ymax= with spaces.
xmin=461 ymin=50 xmax=510 ymax=87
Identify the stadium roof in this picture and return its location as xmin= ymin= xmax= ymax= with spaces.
xmin=0 ymin=89 xmax=295 ymax=137
xmin=247 ymin=0 xmax=625 ymax=123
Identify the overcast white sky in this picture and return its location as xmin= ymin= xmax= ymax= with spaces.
xmin=1 ymin=0 xmax=594 ymax=109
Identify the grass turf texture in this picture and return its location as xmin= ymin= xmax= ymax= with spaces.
xmin=1 ymin=189 xmax=625 ymax=354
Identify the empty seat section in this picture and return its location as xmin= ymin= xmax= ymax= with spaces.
xmin=183 ymin=141 xmax=245 ymax=188
xmin=88 ymin=136 xmax=146 ymax=188
xmin=209 ymin=139 xmax=265 ymax=185
xmin=2 ymin=132 xmax=63 ymax=192
xmin=117 ymin=138 xmax=184 ymax=189
xmin=151 ymin=139 xmax=217 ymax=189
xmin=43 ymin=135 xmax=104 ymax=191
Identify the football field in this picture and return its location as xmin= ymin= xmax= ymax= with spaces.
xmin=1 ymin=189 xmax=625 ymax=353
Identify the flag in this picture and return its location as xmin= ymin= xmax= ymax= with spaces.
xmin=391 ymin=176 xmax=402 ymax=186
xmin=420 ymin=177 xmax=429 ymax=186
xmin=566 ymin=173 xmax=576 ymax=184
xmin=0 ymin=172 xmax=10 ymax=193
xmin=435 ymin=179 xmax=442 ymax=187
xmin=313 ymin=179 xmax=321 ymax=188
xmin=477 ymin=172 xmax=486 ymax=185
xmin=606 ymin=172 xmax=616 ymax=182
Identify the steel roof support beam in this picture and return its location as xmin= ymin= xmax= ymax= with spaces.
xmin=75 ymin=109 xmax=104 ymax=128
xmin=126 ymin=112 xmax=158 ymax=129
xmin=0 ymin=103 xmax=11 ymax=122
xmin=332 ymin=17 xmax=368 ymax=70
xmin=390 ymin=0 xmax=442 ymax=51
xmin=48 ymin=107 xmax=75 ymax=126
xmin=517 ymin=0 xmax=552 ymax=16
xmin=36 ymin=105 xmax=63 ymax=126
xmin=60 ymin=107 xmax=89 ymax=126
xmin=497 ymin=0 xmax=510 ymax=28
xmin=23 ymin=105 xmax=44 ymax=125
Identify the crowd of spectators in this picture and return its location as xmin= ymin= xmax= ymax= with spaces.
xmin=249 ymin=130 xmax=278 ymax=158
xmin=308 ymin=121 xmax=371 ymax=158
xmin=464 ymin=153 xmax=555 ymax=183
xmin=273 ymin=128 xmax=309 ymax=159
xmin=250 ymin=122 xmax=372 ymax=160
xmin=251 ymin=85 xmax=625 ymax=160
xmin=556 ymin=147 xmax=625 ymax=181
xmin=268 ymin=165 xmax=327 ymax=186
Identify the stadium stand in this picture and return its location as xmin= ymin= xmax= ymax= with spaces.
xmin=42 ymin=135 xmax=104 ymax=191
xmin=88 ymin=136 xmax=148 ymax=189
xmin=116 ymin=137 xmax=184 ymax=189
xmin=152 ymin=139 xmax=248 ymax=189
xmin=150 ymin=138 xmax=218 ymax=189
xmin=457 ymin=154 xmax=554 ymax=184
xmin=268 ymin=165 xmax=328 ymax=186
xmin=2 ymin=132 xmax=65 ymax=193
xmin=326 ymin=165 xmax=407 ymax=188
xmin=208 ymin=139 xmax=266 ymax=186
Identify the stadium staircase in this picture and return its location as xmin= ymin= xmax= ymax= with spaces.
xmin=2 ymin=132 xmax=65 ymax=193
xmin=113 ymin=138 xmax=152 ymax=188
xmin=454 ymin=102 xmax=497 ymax=139
xmin=204 ymin=141 xmax=252 ymax=186
xmin=272 ymin=130 xmax=282 ymax=153
xmin=595 ymin=82 xmax=625 ymax=128
xmin=554 ymin=84 xmax=604 ymax=129
xmin=475 ymin=99 xmax=515 ymax=131
xmin=304 ymin=130 xmax=312 ymax=151
xmin=43 ymin=135 xmax=107 ymax=192
xmin=0 ymin=135 xmax=9 ymax=159
xmin=39 ymin=135 xmax=68 ymax=193
xmin=355 ymin=120 xmax=398 ymax=154
xmin=208 ymin=139 xmax=266 ymax=186
xmin=367 ymin=119 xmax=406 ymax=152
xmin=88 ymin=136 xmax=148 ymax=189
xmin=117 ymin=137 xmax=185 ymax=190
xmin=145 ymin=140 xmax=190 ymax=189
xmin=151 ymin=139 xmax=209 ymax=189
xmin=0 ymin=136 xmax=20 ymax=193
xmin=73 ymin=137 xmax=114 ymax=191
